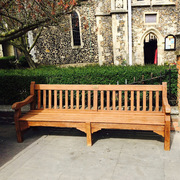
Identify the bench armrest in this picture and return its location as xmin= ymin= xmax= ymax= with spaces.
xmin=162 ymin=97 xmax=171 ymax=114
xmin=12 ymin=95 xmax=35 ymax=110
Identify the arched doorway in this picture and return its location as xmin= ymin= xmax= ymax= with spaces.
xmin=144 ymin=33 xmax=157 ymax=64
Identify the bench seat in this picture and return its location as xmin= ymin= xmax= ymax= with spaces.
xmin=20 ymin=110 xmax=165 ymax=125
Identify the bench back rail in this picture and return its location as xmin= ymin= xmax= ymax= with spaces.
xmin=30 ymin=82 xmax=167 ymax=113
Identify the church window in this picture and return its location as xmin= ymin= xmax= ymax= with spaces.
xmin=145 ymin=13 xmax=157 ymax=24
xmin=71 ymin=11 xmax=81 ymax=46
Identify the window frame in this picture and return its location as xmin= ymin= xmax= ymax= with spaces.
xmin=70 ymin=11 xmax=83 ymax=49
xmin=164 ymin=34 xmax=176 ymax=51
xmin=144 ymin=12 xmax=159 ymax=25
xmin=132 ymin=0 xmax=151 ymax=6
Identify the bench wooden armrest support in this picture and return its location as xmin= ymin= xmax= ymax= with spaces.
xmin=12 ymin=95 xmax=34 ymax=143
xmin=12 ymin=95 xmax=35 ymax=110
xmin=162 ymin=82 xmax=171 ymax=114
xmin=162 ymin=98 xmax=171 ymax=114
xmin=163 ymin=98 xmax=171 ymax=151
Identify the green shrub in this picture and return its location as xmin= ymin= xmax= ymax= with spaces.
xmin=0 ymin=64 xmax=177 ymax=105
xmin=18 ymin=56 xmax=29 ymax=68
xmin=0 ymin=56 xmax=16 ymax=69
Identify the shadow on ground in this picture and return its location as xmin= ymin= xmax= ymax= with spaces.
xmin=0 ymin=122 xmax=165 ymax=168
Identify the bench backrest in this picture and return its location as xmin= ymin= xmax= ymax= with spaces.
xmin=30 ymin=82 xmax=168 ymax=112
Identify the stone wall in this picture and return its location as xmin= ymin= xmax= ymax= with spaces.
xmin=95 ymin=0 xmax=128 ymax=65
xmin=132 ymin=5 xmax=177 ymax=65
xmin=35 ymin=1 xmax=98 ymax=65
xmin=112 ymin=13 xmax=128 ymax=65
xmin=96 ymin=15 xmax=113 ymax=65
xmin=95 ymin=0 xmax=113 ymax=65
xmin=95 ymin=0 xmax=111 ymax=14
xmin=33 ymin=0 xmax=179 ymax=66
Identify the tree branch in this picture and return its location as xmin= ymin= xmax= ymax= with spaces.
xmin=0 ymin=12 xmax=23 ymax=25
xmin=0 ymin=10 xmax=72 ymax=43
xmin=28 ymin=27 xmax=43 ymax=53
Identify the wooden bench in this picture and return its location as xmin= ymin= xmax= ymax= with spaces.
xmin=12 ymin=81 xmax=171 ymax=150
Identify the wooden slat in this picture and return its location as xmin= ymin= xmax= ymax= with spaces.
xmin=91 ymin=123 xmax=164 ymax=132
xmin=59 ymin=90 xmax=62 ymax=109
xmin=65 ymin=90 xmax=68 ymax=109
xmin=38 ymin=90 xmax=41 ymax=109
xmin=48 ymin=90 xmax=52 ymax=109
xmin=54 ymin=90 xmax=57 ymax=109
xmin=125 ymin=91 xmax=128 ymax=111
xmin=76 ymin=90 xmax=79 ymax=109
xmin=71 ymin=90 xmax=74 ymax=110
xmin=156 ymin=91 xmax=159 ymax=111
xmin=43 ymin=90 xmax=46 ymax=109
xmin=24 ymin=109 xmax=164 ymax=115
xmin=137 ymin=91 xmax=140 ymax=111
xmin=143 ymin=91 xmax=146 ymax=111
xmin=20 ymin=112 xmax=165 ymax=125
xmin=82 ymin=90 xmax=85 ymax=110
xmin=35 ymin=84 xmax=163 ymax=91
xmin=23 ymin=121 xmax=86 ymax=133
xmin=149 ymin=91 xmax=153 ymax=111
xmin=101 ymin=91 xmax=104 ymax=110
xmin=119 ymin=91 xmax=122 ymax=111
xmin=30 ymin=81 xmax=35 ymax=95
xmin=107 ymin=91 xmax=110 ymax=110
xmin=131 ymin=91 xmax=134 ymax=111
xmin=93 ymin=90 xmax=98 ymax=110
xmin=88 ymin=91 xmax=91 ymax=110
xmin=113 ymin=91 xmax=116 ymax=110
xmin=30 ymin=81 xmax=36 ymax=110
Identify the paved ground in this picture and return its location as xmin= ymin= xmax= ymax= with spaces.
xmin=0 ymin=123 xmax=180 ymax=180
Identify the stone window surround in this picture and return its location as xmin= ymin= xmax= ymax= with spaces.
xmin=132 ymin=0 xmax=175 ymax=7
xmin=144 ymin=12 xmax=159 ymax=25
xmin=132 ymin=0 xmax=151 ymax=7
xmin=70 ymin=10 xmax=84 ymax=49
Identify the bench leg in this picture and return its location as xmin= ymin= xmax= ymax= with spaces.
xmin=15 ymin=123 xmax=23 ymax=143
xmin=14 ymin=110 xmax=23 ymax=143
xmin=16 ymin=130 xmax=23 ymax=143
xmin=164 ymin=115 xmax=170 ymax=151
xmin=86 ymin=123 xmax=92 ymax=146
xmin=15 ymin=119 xmax=23 ymax=143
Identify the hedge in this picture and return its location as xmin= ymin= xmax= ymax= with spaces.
xmin=0 ymin=64 xmax=177 ymax=105
xmin=0 ymin=56 xmax=16 ymax=69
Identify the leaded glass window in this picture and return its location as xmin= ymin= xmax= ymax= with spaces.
xmin=71 ymin=11 xmax=81 ymax=46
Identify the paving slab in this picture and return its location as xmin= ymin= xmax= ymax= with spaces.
xmin=0 ymin=124 xmax=180 ymax=180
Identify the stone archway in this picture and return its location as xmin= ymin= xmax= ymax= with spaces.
xmin=136 ymin=27 xmax=164 ymax=65
xmin=144 ymin=32 xmax=157 ymax=64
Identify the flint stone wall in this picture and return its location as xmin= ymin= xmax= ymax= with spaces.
xmin=35 ymin=3 xmax=98 ymax=65
xmin=132 ymin=5 xmax=178 ymax=65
